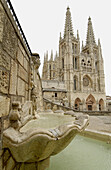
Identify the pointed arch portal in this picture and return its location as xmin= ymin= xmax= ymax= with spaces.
xmin=99 ymin=99 xmax=104 ymax=111
xmin=75 ymin=98 xmax=81 ymax=110
xmin=86 ymin=94 xmax=96 ymax=111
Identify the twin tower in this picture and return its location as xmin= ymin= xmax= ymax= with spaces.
xmin=42 ymin=7 xmax=106 ymax=111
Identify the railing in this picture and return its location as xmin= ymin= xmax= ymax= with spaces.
xmin=5 ymin=0 xmax=32 ymax=55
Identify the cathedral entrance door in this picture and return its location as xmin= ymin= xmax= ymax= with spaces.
xmin=86 ymin=94 xmax=96 ymax=111
xmin=88 ymin=104 xmax=92 ymax=111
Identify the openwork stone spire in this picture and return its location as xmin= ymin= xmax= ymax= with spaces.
xmin=86 ymin=17 xmax=96 ymax=45
xmin=64 ymin=7 xmax=74 ymax=38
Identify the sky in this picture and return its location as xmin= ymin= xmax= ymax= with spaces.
xmin=10 ymin=0 xmax=111 ymax=96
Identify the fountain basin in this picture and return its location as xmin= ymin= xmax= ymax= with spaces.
xmin=3 ymin=112 xmax=89 ymax=169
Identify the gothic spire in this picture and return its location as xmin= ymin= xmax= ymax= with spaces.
xmin=50 ymin=50 xmax=53 ymax=61
xmin=86 ymin=17 xmax=96 ymax=45
xmin=64 ymin=7 xmax=74 ymax=38
xmin=46 ymin=51 xmax=48 ymax=61
xmin=77 ymin=30 xmax=79 ymax=40
xmin=98 ymin=38 xmax=102 ymax=58
xmin=59 ymin=32 xmax=62 ymax=41
xmin=44 ymin=53 xmax=46 ymax=63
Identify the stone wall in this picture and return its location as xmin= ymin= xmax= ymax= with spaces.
xmin=42 ymin=80 xmax=66 ymax=90
xmin=0 ymin=1 xmax=31 ymax=104
xmin=42 ymin=80 xmax=67 ymax=102
xmin=0 ymin=0 xmax=44 ymax=115
xmin=0 ymin=1 xmax=43 ymax=168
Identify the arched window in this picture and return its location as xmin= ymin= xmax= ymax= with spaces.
xmin=99 ymin=99 xmax=104 ymax=111
xmin=74 ymin=76 xmax=77 ymax=90
xmin=74 ymin=79 xmax=76 ymax=90
xmin=49 ymin=65 xmax=51 ymax=79
xmin=53 ymin=72 xmax=55 ymax=78
xmin=75 ymin=98 xmax=81 ymax=110
xmin=73 ymin=57 xmax=74 ymax=68
xmin=62 ymin=58 xmax=64 ymax=69
xmin=75 ymin=44 xmax=77 ymax=54
xmin=62 ymin=46 xmax=64 ymax=56
xmin=72 ymin=43 xmax=74 ymax=54
xmin=95 ymin=62 xmax=97 ymax=71
xmin=75 ymin=58 xmax=77 ymax=69
xmin=87 ymin=50 xmax=89 ymax=54
xmin=98 ymin=79 xmax=100 ymax=91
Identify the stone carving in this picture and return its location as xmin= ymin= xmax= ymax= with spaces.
xmin=0 ymin=70 xmax=9 ymax=94
xmin=42 ymin=7 xmax=106 ymax=111
xmin=3 ymin=110 xmax=89 ymax=170
xmin=32 ymin=53 xmax=40 ymax=69
xmin=9 ymin=101 xmax=36 ymax=130
xmin=9 ymin=102 xmax=21 ymax=129
xmin=83 ymin=77 xmax=89 ymax=86
xmin=0 ymin=2 xmax=90 ymax=170
xmin=31 ymin=85 xmax=38 ymax=116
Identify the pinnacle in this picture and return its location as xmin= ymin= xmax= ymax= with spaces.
xmin=64 ymin=7 xmax=74 ymax=38
xmin=67 ymin=6 xmax=70 ymax=10
xmin=86 ymin=17 xmax=96 ymax=45
xmin=88 ymin=16 xmax=91 ymax=21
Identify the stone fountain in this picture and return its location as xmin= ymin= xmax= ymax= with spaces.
xmin=0 ymin=1 xmax=89 ymax=169
xmin=3 ymin=102 xmax=89 ymax=170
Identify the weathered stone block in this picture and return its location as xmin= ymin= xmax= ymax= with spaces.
xmin=18 ymin=40 xmax=26 ymax=57
xmin=22 ymin=97 xmax=25 ymax=104
xmin=17 ymin=47 xmax=24 ymax=66
xmin=4 ymin=119 xmax=10 ymax=129
xmin=17 ymin=78 xmax=25 ymax=96
xmin=0 ymin=96 xmax=10 ymax=117
xmin=25 ymin=83 xmax=29 ymax=91
xmin=2 ymin=16 xmax=18 ymax=58
xmin=10 ymin=96 xmax=22 ymax=104
xmin=18 ymin=64 xmax=28 ymax=82
xmin=0 ymin=52 xmax=10 ymax=71
xmin=0 ymin=69 xmax=9 ymax=94
xmin=9 ymin=59 xmax=17 ymax=95
xmin=0 ymin=3 xmax=5 ymax=42
xmin=25 ymin=90 xmax=28 ymax=101
xmin=24 ymin=57 xmax=28 ymax=71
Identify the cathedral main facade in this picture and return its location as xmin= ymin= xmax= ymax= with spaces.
xmin=42 ymin=7 xmax=106 ymax=111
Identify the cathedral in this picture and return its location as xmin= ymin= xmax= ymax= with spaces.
xmin=42 ymin=7 xmax=106 ymax=111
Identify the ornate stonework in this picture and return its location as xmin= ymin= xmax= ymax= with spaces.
xmin=0 ymin=70 xmax=9 ymax=94
xmin=83 ymin=77 xmax=89 ymax=87
xmin=42 ymin=7 xmax=106 ymax=111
